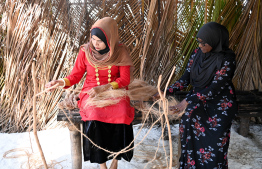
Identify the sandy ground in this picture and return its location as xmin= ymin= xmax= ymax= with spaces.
xmin=0 ymin=121 xmax=261 ymax=169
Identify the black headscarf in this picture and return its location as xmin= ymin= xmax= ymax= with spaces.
xmin=190 ymin=22 xmax=235 ymax=88
xmin=91 ymin=28 xmax=110 ymax=54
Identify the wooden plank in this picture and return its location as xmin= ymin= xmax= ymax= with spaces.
xmin=57 ymin=109 xmax=82 ymax=123
xmin=237 ymin=112 xmax=262 ymax=117
xmin=238 ymin=109 xmax=262 ymax=113
xmin=238 ymin=104 xmax=262 ymax=108
xmin=57 ymin=108 xmax=145 ymax=124
xmin=57 ymin=105 xmax=262 ymax=122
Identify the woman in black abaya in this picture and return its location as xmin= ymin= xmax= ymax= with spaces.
xmin=166 ymin=22 xmax=237 ymax=169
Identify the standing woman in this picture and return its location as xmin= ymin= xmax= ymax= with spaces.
xmin=165 ymin=22 xmax=237 ymax=168
xmin=45 ymin=17 xmax=135 ymax=169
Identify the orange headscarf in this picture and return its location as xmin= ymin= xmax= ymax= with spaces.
xmin=81 ymin=17 xmax=134 ymax=82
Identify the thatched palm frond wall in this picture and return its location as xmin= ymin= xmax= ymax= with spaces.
xmin=0 ymin=58 xmax=3 ymax=91
xmin=0 ymin=0 xmax=261 ymax=132
xmin=0 ymin=2 xmax=4 ymax=91
xmin=0 ymin=0 xmax=150 ymax=132
xmin=230 ymin=0 xmax=262 ymax=91
xmin=0 ymin=49 xmax=3 ymax=91
xmin=0 ymin=1 xmax=72 ymax=132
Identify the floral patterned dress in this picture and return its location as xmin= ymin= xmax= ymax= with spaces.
xmin=167 ymin=49 xmax=237 ymax=169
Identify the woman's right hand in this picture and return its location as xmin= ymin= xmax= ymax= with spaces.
xmin=88 ymin=83 xmax=112 ymax=98
xmin=152 ymin=91 xmax=164 ymax=101
xmin=45 ymin=79 xmax=64 ymax=92
xmin=169 ymin=99 xmax=188 ymax=114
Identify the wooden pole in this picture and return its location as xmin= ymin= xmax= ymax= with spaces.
xmin=32 ymin=62 xmax=48 ymax=169
xmin=68 ymin=123 xmax=82 ymax=169
xmin=239 ymin=117 xmax=250 ymax=137
xmin=161 ymin=65 xmax=177 ymax=168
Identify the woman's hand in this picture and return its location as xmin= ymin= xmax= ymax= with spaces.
xmin=152 ymin=91 xmax=164 ymax=101
xmin=88 ymin=83 xmax=112 ymax=98
xmin=169 ymin=99 xmax=188 ymax=114
xmin=45 ymin=80 xmax=64 ymax=92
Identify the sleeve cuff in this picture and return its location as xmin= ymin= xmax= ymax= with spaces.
xmin=110 ymin=82 xmax=119 ymax=89
xmin=58 ymin=78 xmax=66 ymax=87
xmin=63 ymin=78 xmax=71 ymax=86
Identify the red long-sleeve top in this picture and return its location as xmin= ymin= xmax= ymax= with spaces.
xmin=64 ymin=49 xmax=134 ymax=125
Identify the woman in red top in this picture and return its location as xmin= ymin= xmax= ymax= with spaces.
xmin=45 ymin=17 xmax=135 ymax=169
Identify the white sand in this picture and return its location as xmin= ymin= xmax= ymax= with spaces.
xmin=0 ymin=121 xmax=261 ymax=169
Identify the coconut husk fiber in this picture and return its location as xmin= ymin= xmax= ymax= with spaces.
xmin=58 ymin=79 xmax=182 ymax=115
xmin=58 ymin=79 xmax=158 ymax=109
xmin=127 ymin=79 xmax=159 ymax=101
xmin=138 ymin=96 xmax=185 ymax=122
xmin=84 ymin=89 xmax=128 ymax=108
xmin=57 ymin=87 xmax=81 ymax=110
xmin=57 ymin=79 xmax=184 ymax=122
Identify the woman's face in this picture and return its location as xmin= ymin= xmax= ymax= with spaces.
xmin=91 ymin=35 xmax=107 ymax=51
xmin=197 ymin=38 xmax=212 ymax=53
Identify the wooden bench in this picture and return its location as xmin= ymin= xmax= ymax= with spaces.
xmin=234 ymin=90 xmax=262 ymax=136
xmin=57 ymin=90 xmax=262 ymax=168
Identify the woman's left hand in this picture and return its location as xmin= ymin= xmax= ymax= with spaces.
xmin=88 ymin=84 xmax=112 ymax=98
xmin=169 ymin=99 xmax=188 ymax=114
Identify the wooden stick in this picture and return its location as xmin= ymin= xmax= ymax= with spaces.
xmin=161 ymin=65 xmax=176 ymax=169
xmin=32 ymin=62 xmax=48 ymax=169
xmin=157 ymin=75 xmax=172 ymax=169
xmin=35 ymin=83 xmax=60 ymax=96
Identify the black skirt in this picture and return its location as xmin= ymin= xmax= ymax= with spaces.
xmin=82 ymin=120 xmax=134 ymax=164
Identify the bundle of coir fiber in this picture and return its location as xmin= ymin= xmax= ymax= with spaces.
xmin=58 ymin=79 xmax=158 ymax=110
xmin=58 ymin=79 xmax=184 ymax=122
xmin=127 ymin=79 xmax=184 ymax=124
xmin=139 ymin=97 xmax=185 ymax=124
xmin=127 ymin=79 xmax=159 ymax=101
xmin=84 ymin=89 xmax=128 ymax=108
xmin=57 ymin=87 xmax=81 ymax=110
xmin=83 ymin=79 xmax=160 ymax=108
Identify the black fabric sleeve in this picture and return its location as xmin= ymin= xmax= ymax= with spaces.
xmin=166 ymin=49 xmax=197 ymax=96
xmin=185 ymin=55 xmax=236 ymax=103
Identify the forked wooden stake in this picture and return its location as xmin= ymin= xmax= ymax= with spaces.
xmin=158 ymin=65 xmax=176 ymax=169
xmin=32 ymin=62 xmax=48 ymax=169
